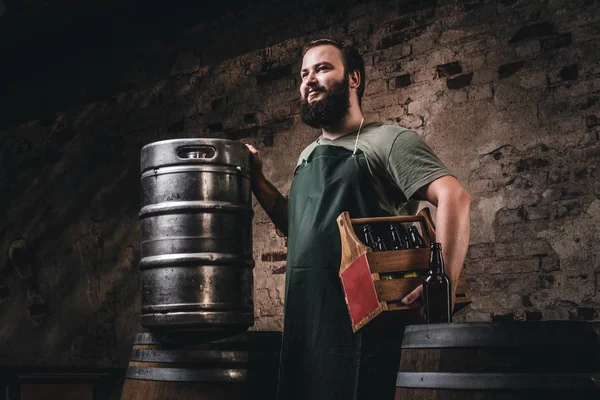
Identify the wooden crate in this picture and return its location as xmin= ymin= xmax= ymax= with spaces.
xmin=337 ymin=208 xmax=472 ymax=333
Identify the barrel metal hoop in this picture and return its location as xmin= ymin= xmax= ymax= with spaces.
xmin=139 ymin=253 xmax=255 ymax=270
xmin=402 ymin=322 xmax=600 ymax=348
xmin=396 ymin=372 xmax=600 ymax=390
xmin=133 ymin=331 xmax=283 ymax=346
xmin=139 ymin=201 xmax=253 ymax=217
xmin=126 ymin=366 xmax=246 ymax=383
xmin=130 ymin=349 xmax=249 ymax=363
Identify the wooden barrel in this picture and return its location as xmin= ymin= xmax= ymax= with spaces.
xmin=396 ymin=321 xmax=600 ymax=399
xmin=120 ymin=330 xmax=281 ymax=400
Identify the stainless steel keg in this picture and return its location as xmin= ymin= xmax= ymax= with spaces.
xmin=139 ymin=139 xmax=253 ymax=332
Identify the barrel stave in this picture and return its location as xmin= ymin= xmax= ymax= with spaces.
xmin=396 ymin=322 xmax=600 ymax=399
xmin=120 ymin=331 xmax=281 ymax=400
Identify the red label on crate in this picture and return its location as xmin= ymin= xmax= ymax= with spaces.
xmin=340 ymin=253 xmax=379 ymax=327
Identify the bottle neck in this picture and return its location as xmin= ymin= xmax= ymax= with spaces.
xmin=432 ymin=263 xmax=445 ymax=274
xmin=429 ymin=244 xmax=445 ymax=274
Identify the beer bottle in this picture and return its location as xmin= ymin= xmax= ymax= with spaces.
xmin=408 ymin=226 xmax=427 ymax=249
xmin=423 ymin=242 xmax=452 ymax=323
xmin=389 ymin=223 xmax=406 ymax=250
xmin=362 ymin=224 xmax=377 ymax=250
xmin=376 ymin=236 xmax=388 ymax=251
xmin=404 ymin=233 xmax=412 ymax=249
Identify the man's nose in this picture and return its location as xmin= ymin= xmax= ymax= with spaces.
xmin=305 ymin=71 xmax=318 ymax=85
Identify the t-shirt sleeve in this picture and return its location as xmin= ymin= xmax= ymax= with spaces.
xmin=386 ymin=130 xmax=453 ymax=200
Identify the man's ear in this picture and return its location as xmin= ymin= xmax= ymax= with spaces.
xmin=349 ymin=70 xmax=360 ymax=90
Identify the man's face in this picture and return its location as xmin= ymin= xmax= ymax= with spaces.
xmin=299 ymin=45 xmax=351 ymax=129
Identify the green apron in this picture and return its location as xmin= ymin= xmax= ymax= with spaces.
xmin=277 ymin=143 xmax=401 ymax=400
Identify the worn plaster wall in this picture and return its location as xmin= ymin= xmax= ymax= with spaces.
xmin=0 ymin=0 xmax=599 ymax=367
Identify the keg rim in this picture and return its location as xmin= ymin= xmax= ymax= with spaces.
xmin=140 ymin=138 xmax=250 ymax=173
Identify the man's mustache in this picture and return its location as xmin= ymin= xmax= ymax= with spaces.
xmin=304 ymin=85 xmax=326 ymax=99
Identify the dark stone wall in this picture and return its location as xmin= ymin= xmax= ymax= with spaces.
xmin=0 ymin=0 xmax=599 ymax=367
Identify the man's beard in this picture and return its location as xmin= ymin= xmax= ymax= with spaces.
xmin=300 ymin=76 xmax=350 ymax=130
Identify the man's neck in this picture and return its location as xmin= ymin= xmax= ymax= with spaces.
xmin=321 ymin=108 xmax=365 ymax=140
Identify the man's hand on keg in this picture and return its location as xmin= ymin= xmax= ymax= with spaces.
xmin=245 ymin=144 xmax=265 ymax=184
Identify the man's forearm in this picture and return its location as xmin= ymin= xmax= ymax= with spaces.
xmin=252 ymin=174 xmax=289 ymax=236
xmin=434 ymin=191 xmax=471 ymax=304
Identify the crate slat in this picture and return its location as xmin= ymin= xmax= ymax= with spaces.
xmin=366 ymin=250 xmax=429 ymax=273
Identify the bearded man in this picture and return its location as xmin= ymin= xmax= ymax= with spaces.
xmin=246 ymin=38 xmax=471 ymax=400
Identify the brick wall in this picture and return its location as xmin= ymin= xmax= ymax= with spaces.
xmin=0 ymin=0 xmax=598 ymax=366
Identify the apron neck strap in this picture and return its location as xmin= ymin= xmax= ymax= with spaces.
xmin=352 ymin=117 xmax=365 ymax=156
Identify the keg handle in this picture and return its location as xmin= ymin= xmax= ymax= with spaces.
xmin=178 ymin=145 xmax=216 ymax=160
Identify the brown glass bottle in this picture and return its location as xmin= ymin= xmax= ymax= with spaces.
xmin=389 ymin=223 xmax=406 ymax=250
xmin=362 ymin=224 xmax=377 ymax=250
xmin=375 ymin=235 xmax=388 ymax=251
xmin=408 ymin=226 xmax=427 ymax=249
xmin=423 ymin=242 xmax=452 ymax=323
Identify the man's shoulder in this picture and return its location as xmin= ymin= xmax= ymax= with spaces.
xmin=360 ymin=123 xmax=416 ymax=148
xmin=296 ymin=140 xmax=319 ymax=165
xmin=362 ymin=122 xmax=413 ymax=138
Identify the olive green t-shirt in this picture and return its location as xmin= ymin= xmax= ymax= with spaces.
xmin=296 ymin=122 xmax=453 ymax=216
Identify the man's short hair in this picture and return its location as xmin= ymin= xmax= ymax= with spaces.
xmin=301 ymin=38 xmax=365 ymax=107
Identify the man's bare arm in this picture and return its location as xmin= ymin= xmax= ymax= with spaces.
xmin=246 ymin=144 xmax=289 ymax=236
xmin=401 ymin=175 xmax=471 ymax=308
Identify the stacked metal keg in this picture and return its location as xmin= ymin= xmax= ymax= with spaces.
xmin=121 ymin=139 xmax=280 ymax=400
